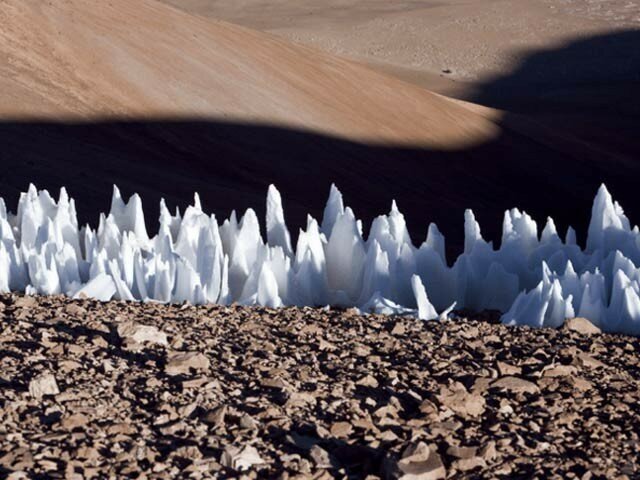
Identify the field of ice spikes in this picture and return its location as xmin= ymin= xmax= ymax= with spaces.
xmin=1 ymin=183 xmax=639 ymax=335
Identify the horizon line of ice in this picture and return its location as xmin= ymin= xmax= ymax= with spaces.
xmin=1 ymin=183 xmax=639 ymax=335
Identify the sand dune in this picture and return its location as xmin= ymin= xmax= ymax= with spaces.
xmin=162 ymin=0 xmax=640 ymax=162
xmin=160 ymin=0 xmax=639 ymax=91
xmin=0 ymin=0 xmax=502 ymax=148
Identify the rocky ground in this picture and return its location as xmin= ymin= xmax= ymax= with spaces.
xmin=0 ymin=294 xmax=639 ymax=479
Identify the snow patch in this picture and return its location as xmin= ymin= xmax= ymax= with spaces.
xmin=1 ymin=183 xmax=639 ymax=335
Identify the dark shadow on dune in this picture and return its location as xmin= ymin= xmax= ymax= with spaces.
xmin=471 ymin=29 xmax=640 ymax=161
xmin=0 ymin=31 xmax=639 ymax=257
xmin=0 ymin=117 xmax=636 ymax=256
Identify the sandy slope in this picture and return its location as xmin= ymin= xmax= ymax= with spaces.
xmin=0 ymin=0 xmax=501 ymax=148
xmin=162 ymin=0 xmax=639 ymax=95
xmin=162 ymin=0 xmax=640 ymax=162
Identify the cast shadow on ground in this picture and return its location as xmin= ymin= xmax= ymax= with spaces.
xmin=470 ymin=29 xmax=640 ymax=161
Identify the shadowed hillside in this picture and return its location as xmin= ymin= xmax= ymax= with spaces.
xmin=1 ymin=118 xmax=638 ymax=256
xmin=471 ymin=29 xmax=640 ymax=162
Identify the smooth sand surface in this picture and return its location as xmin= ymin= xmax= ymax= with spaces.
xmin=0 ymin=0 xmax=501 ymax=147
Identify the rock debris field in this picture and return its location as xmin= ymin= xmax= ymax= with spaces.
xmin=0 ymin=294 xmax=639 ymax=479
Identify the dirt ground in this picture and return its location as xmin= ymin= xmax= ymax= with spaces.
xmin=1 ymin=294 xmax=639 ymax=478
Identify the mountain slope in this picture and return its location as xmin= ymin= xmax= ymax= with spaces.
xmin=0 ymin=0 xmax=500 ymax=147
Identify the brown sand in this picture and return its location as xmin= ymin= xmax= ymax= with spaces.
xmin=1 ymin=294 xmax=639 ymax=478
xmin=0 ymin=0 xmax=501 ymax=147
xmin=160 ymin=0 xmax=639 ymax=92
xmin=161 ymin=0 xmax=640 ymax=161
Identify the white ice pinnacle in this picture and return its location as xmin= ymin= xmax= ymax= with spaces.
xmin=1 ymin=183 xmax=640 ymax=335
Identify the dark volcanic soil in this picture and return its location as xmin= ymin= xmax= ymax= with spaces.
xmin=0 ymin=294 xmax=638 ymax=479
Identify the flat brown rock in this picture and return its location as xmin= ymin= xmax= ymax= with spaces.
xmin=309 ymin=445 xmax=333 ymax=469
xmin=446 ymin=445 xmax=478 ymax=460
xmin=28 ymin=373 xmax=60 ymax=400
xmin=60 ymin=413 xmax=89 ymax=430
xmin=165 ymin=351 xmax=210 ymax=376
xmin=436 ymin=383 xmax=486 ymax=418
xmin=395 ymin=442 xmax=446 ymax=480
xmin=491 ymin=376 xmax=540 ymax=394
xmin=564 ymin=317 xmax=602 ymax=335
xmin=453 ymin=456 xmax=487 ymax=472
xmin=542 ymin=364 xmax=578 ymax=377
xmin=330 ymin=422 xmax=353 ymax=438
xmin=497 ymin=361 xmax=521 ymax=376
xmin=116 ymin=322 xmax=168 ymax=346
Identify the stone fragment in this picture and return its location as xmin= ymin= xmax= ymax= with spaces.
xmin=418 ymin=400 xmax=439 ymax=418
xmin=395 ymin=442 xmax=446 ymax=480
xmin=453 ymin=456 xmax=486 ymax=472
xmin=159 ymin=421 xmax=188 ymax=436
xmin=568 ymin=376 xmax=593 ymax=391
xmin=165 ymin=352 xmax=210 ymax=375
xmin=446 ymin=445 xmax=477 ymax=459
xmin=100 ymin=360 xmax=114 ymax=373
xmin=14 ymin=296 xmax=38 ymax=308
xmin=61 ymin=413 xmax=89 ymax=430
xmin=391 ymin=323 xmax=406 ymax=335
xmin=220 ymin=445 xmax=264 ymax=471
xmin=436 ymin=383 xmax=486 ymax=418
xmin=542 ymin=364 xmax=578 ymax=377
xmin=357 ymin=374 xmax=379 ymax=388
xmin=182 ymin=376 xmax=210 ymax=389
xmin=58 ymin=360 xmax=82 ymax=373
xmin=480 ymin=441 xmax=497 ymax=461
xmin=239 ymin=414 xmax=258 ymax=430
xmin=107 ymin=423 xmax=135 ymax=436
xmin=261 ymin=377 xmax=288 ymax=390
xmin=203 ymin=405 xmax=227 ymax=428
xmin=574 ymin=353 xmax=606 ymax=369
xmin=330 ymin=422 xmax=353 ymax=438
xmin=117 ymin=321 xmax=168 ymax=346
xmin=497 ymin=361 xmax=521 ymax=376
xmin=285 ymin=391 xmax=317 ymax=408
xmin=491 ymin=376 xmax=539 ymax=394
xmin=563 ymin=317 xmax=601 ymax=335
xmin=309 ymin=445 xmax=333 ymax=468
xmin=380 ymin=429 xmax=400 ymax=442
xmin=173 ymin=446 xmax=203 ymax=461
xmin=28 ymin=373 xmax=60 ymax=400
